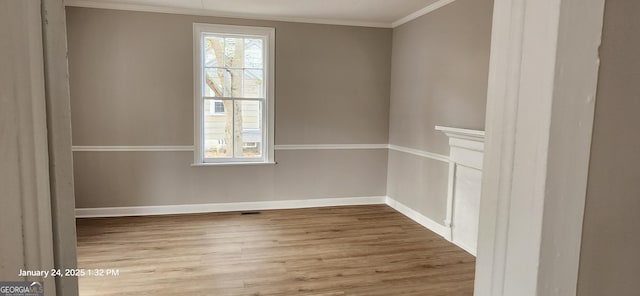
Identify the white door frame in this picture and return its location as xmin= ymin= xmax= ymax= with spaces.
xmin=0 ymin=1 xmax=57 ymax=295
xmin=474 ymin=0 xmax=605 ymax=295
xmin=1 ymin=0 xmax=77 ymax=295
xmin=42 ymin=0 xmax=80 ymax=295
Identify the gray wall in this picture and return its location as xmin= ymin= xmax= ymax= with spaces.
xmin=386 ymin=0 xmax=493 ymax=223
xmin=66 ymin=7 xmax=391 ymax=207
xmin=578 ymin=1 xmax=640 ymax=295
xmin=73 ymin=150 xmax=387 ymax=207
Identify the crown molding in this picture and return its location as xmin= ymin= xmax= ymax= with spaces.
xmin=391 ymin=0 xmax=457 ymax=28
xmin=65 ymin=0 xmax=459 ymax=29
xmin=64 ymin=0 xmax=392 ymax=28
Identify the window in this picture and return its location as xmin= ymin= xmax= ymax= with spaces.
xmin=193 ymin=23 xmax=275 ymax=165
xmin=209 ymin=101 xmax=225 ymax=115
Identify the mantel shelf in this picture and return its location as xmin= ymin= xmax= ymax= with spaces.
xmin=436 ymin=125 xmax=485 ymax=165
xmin=435 ymin=126 xmax=485 ymax=141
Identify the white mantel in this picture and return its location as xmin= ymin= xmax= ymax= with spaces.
xmin=436 ymin=126 xmax=485 ymax=255
xmin=436 ymin=126 xmax=485 ymax=169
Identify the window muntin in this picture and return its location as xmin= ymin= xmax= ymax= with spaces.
xmin=194 ymin=24 xmax=274 ymax=164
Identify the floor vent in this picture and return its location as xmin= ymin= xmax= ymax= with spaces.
xmin=241 ymin=211 xmax=261 ymax=215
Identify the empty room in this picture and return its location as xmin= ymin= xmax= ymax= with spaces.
xmin=65 ymin=0 xmax=492 ymax=294
xmin=3 ymin=0 xmax=639 ymax=296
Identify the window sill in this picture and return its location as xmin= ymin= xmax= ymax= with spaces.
xmin=191 ymin=161 xmax=276 ymax=167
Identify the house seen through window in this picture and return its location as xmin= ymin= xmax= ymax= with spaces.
xmin=194 ymin=23 xmax=275 ymax=164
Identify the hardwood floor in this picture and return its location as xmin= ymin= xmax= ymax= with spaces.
xmin=76 ymin=205 xmax=475 ymax=296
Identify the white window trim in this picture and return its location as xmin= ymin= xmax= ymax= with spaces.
xmin=193 ymin=23 xmax=275 ymax=165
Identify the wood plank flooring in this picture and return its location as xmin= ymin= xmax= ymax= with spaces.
xmin=76 ymin=205 xmax=475 ymax=296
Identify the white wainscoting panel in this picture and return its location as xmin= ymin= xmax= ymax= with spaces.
xmin=451 ymin=165 xmax=482 ymax=255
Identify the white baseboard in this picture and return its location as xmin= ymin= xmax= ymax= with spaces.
xmin=385 ymin=196 xmax=451 ymax=240
xmin=75 ymin=195 xmax=472 ymax=256
xmin=452 ymin=240 xmax=477 ymax=257
xmin=75 ymin=196 xmax=450 ymax=239
xmin=75 ymin=196 xmax=386 ymax=218
xmin=385 ymin=197 xmax=476 ymax=256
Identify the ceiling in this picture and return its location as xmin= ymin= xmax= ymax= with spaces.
xmin=64 ymin=0 xmax=449 ymax=28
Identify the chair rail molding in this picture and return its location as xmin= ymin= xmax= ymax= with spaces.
xmin=70 ymin=144 xmax=452 ymax=164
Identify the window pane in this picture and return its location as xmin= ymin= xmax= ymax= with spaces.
xmin=224 ymin=69 xmax=243 ymax=97
xmin=224 ymin=37 xmax=244 ymax=68
xmin=204 ymin=36 xmax=224 ymax=67
xmin=234 ymin=100 xmax=262 ymax=158
xmin=244 ymin=38 xmax=263 ymax=69
xmin=204 ymin=68 xmax=224 ymax=97
xmin=243 ymin=69 xmax=264 ymax=98
xmin=203 ymin=100 xmax=233 ymax=159
xmin=214 ymin=101 xmax=225 ymax=113
xmin=205 ymin=100 xmax=225 ymax=116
